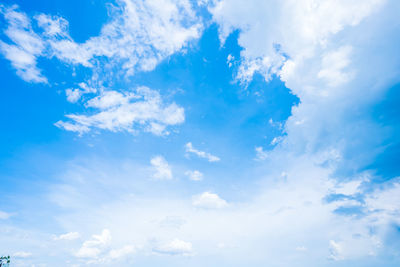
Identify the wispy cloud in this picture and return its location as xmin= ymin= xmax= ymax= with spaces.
xmin=0 ymin=5 xmax=47 ymax=83
xmin=152 ymin=239 xmax=193 ymax=256
xmin=53 ymin=232 xmax=80 ymax=241
xmin=185 ymin=170 xmax=203 ymax=181
xmin=185 ymin=142 xmax=220 ymax=162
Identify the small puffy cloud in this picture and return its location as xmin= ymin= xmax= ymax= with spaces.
xmin=75 ymin=229 xmax=135 ymax=264
xmin=0 ymin=210 xmax=12 ymax=219
xmin=192 ymin=192 xmax=228 ymax=209
xmin=56 ymin=87 xmax=185 ymax=136
xmin=65 ymin=88 xmax=83 ymax=103
xmin=185 ymin=170 xmax=203 ymax=181
xmin=151 ymin=155 xmax=173 ymax=180
xmin=13 ymin=251 xmax=32 ymax=258
xmin=153 ymin=239 xmax=193 ymax=256
xmin=185 ymin=142 xmax=220 ymax=162
xmin=65 ymin=82 xmax=97 ymax=103
xmin=53 ymin=231 xmax=80 ymax=241
xmin=76 ymin=229 xmax=111 ymax=258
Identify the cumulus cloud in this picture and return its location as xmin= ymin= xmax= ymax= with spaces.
xmin=75 ymin=229 xmax=135 ymax=264
xmin=76 ymin=229 xmax=112 ymax=258
xmin=56 ymin=87 xmax=185 ymax=136
xmin=210 ymin=0 xmax=399 ymax=177
xmin=209 ymin=0 xmax=400 ymax=260
xmin=54 ymin=232 xmax=80 ymax=241
xmin=192 ymin=192 xmax=228 ymax=209
xmin=153 ymin=239 xmax=193 ymax=256
xmin=151 ymin=155 xmax=173 ymax=180
xmin=185 ymin=142 xmax=220 ymax=162
xmin=185 ymin=170 xmax=203 ymax=181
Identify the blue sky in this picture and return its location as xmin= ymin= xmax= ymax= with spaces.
xmin=0 ymin=0 xmax=399 ymax=266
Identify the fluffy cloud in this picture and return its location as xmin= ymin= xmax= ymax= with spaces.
xmin=192 ymin=192 xmax=228 ymax=209
xmin=75 ymin=229 xmax=135 ymax=264
xmin=76 ymin=229 xmax=112 ymax=258
xmin=0 ymin=0 xmax=202 ymax=83
xmin=56 ymin=87 xmax=185 ymax=136
xmin=151 ymin=155 xmax=173 ymax=180
xmin=152 ymin=239 xmax=193 ymax=256
xmin=185 ymin=142 xmax=220 ymax=162
xmin=209 ymin=0 xmax=400 ymax=261
xmin=185 ymin=170 xmax=203 ymax=181
xmin=210 ymin=0 xmax=400 ymax=177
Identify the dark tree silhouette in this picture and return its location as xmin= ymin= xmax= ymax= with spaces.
xmin=0 ymin=256 xmax=10 ymax=267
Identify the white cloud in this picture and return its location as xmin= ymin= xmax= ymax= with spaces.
xmin=0 ymin=0 xmax=202 ymax=85
xmin=0 ymin=210 xmax=12 ymax=219
xmin=153 ymin=239 xmax=193 ymax=255
xmin=42 ymin=0 xmax=202 ymax=75
xmin=185 ymin=142 xmax=220 ymax=162
xmin=185 ymin=170 xmax=203 ymax=181
xmin=211 ymin=0 xmax=400 ymax=176
xmin=56 ymin=87 xmax=185 ymax=136
xmin=255 ymin=146 xmax=268 ymax=160
xmin=13 ymin=251 xmax=32 ymax=258
xmin=76 ymin=229 xmax=112 ymax=258
xmin=65 ymin=88 xmax=82 ymax=103
xmin=75 ymin=229 xmax=135 ymax=264
xmin=317 ymin=45 xmax=354 ymax=87
xmin=54 ymin=232 xmax=80 ymax=241
xmin=328 ymin=240 xmax=344 ymax=261
xmin=0 ymin=5 xmax=46 ymax=83
xmin=192 ymin=192 xmax=228 ymax=209
xmin=151 ymin=155 xmax=173 ymax=180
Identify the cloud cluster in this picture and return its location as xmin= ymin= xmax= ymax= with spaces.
xmin=0 ymin=0 xmax=202 ymax=83
xmin=55 ymin=87 xmax=185 ymax=136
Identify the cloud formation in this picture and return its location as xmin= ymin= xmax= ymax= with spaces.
xmin=185 ymin=142 xmax=220 ymax=162
xmin=151 ymin=155 xmax=173 ymax=180
xmin=56 ymin=87 xmax=185 ymax=136
xmin=192 ymin=192 xmax=228 ymax=209
xmin=152 ymin=239 xmax=193 ymax=256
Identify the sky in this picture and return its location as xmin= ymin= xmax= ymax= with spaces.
xmin=0 ymin=0 xmax=399 ymax=266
